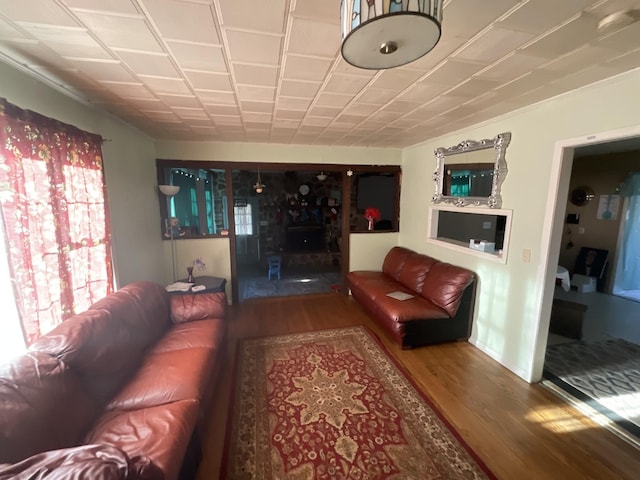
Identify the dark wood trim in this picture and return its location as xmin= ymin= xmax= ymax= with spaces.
xmin=225 ymin=168 xmax=239 ymax=305
xmin=341 ymin=172 xmax=351 ymax=295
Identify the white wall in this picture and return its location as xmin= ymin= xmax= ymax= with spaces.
xmin=349 ymin=232 xmax=399 ymax=272
xmin=401 ymin=68 xmax=640 ymax=382
xmin=0 ymin=61 xmax=162 ymax=287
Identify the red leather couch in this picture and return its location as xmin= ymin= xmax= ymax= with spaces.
xmin=348 ymin=246 xmax=476 ymax=348
xmin=0 ymin=281 xmax=227 ymax=480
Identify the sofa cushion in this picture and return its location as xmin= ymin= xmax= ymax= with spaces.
xmin=397 ymin=252 xmax=438 ymax=293
xmin=381 ymin=246 xmax=413 ymax=281
xmin=170 ymin=292 xmax=226 ymax=324
xmin=29 ymin=309 xmax=144 ymax=402
xmin=106 ymin=347 xmax=215 ymax=411
xmin=86 ymin=399 xmax=200 ymax=480
xmin=89 ymin=281 xmax=170 ymax=351
xmin=0 ymin=444 xmax=162 ymax=480
xmin=153 ymin=318 xmax=226 ymax=353
xmin=421 ymin=262 xmax=475 ymax=317
xmin=0 ymin=352 xmax=98 ymax=464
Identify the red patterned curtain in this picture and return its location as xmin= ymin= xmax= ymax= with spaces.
xmin=0 ymin=98 xmax=114 ymax=345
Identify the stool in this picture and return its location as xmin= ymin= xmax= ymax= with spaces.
xmin=267 ymin=255 xmax=281 ymax=280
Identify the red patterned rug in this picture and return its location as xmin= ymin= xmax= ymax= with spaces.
xmin=222 ymin=326 xmax=495 ymax=479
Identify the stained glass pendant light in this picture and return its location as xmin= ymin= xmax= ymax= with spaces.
xmin=341 ymin=0 xmax=443 ymax=69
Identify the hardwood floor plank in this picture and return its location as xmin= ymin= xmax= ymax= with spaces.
xmin=196 ymin=293 xmax=640 ymax=479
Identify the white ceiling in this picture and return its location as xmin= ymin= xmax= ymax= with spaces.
xmin=0 ymin=0 xmax=639 ymax=148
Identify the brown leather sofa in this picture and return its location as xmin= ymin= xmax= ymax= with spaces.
xmin=348 ymin=246 xmax=476 ymax=349
xmin=0 ymin=281 xmax=227 ymax=480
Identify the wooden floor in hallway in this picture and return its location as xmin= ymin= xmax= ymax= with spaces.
xmin=196 ymin=293 xmax=640 ymax=480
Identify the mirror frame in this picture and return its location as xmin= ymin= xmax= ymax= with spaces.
xmin=432 ymin=132 xmax=511 ymax=208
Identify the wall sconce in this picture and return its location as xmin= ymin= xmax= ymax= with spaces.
xmin=253 ymin=169 xmax=265 ymax=194
xmin=316 ymin=172 xmax=328 ymax=181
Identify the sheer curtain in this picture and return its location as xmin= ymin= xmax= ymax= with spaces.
xmin=0 ymin=98 xmax=114 ymax=345
xmin=613 ymin=172 xmax=640 ymax=301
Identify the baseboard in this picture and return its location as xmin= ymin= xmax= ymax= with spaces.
xmin=468 ymin=337 xmax=530 ymax=382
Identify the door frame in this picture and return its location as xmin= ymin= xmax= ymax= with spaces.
xmin=529 ymin=124 xmax=640 ymax=382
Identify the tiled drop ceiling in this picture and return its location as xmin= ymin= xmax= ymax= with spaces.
xmin=0 ymin=0 xmax=639 ymax=148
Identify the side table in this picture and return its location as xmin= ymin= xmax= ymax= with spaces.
xmin=168 ymin=276 xmax=227 ymax=295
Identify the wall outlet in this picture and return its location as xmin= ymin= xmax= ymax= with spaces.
xmin=522 ymin=248 xmax=531 ymax=263
xmin=578 ymin=227 xmax=585 ymax=234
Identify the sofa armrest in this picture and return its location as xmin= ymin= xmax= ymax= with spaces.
xmin=0 ymin=444 xmax=162 ymax=480
xmin=170 ymin=292 xmax=227 ymax=324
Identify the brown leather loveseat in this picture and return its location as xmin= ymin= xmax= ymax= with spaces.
xmin=348 ymin=246 xmax=476 ymax=349
xmin=0 ymin=281 xmax=227 ymax=480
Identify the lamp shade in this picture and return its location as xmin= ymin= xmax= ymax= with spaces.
xmin=159 ymin=185 xmax=180 ymax=197
xmin=341 ymin=0 xmax=443 ymax=69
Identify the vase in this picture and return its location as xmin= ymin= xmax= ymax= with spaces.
xmin=186 ymin=266 xmax=194 ymax=283
xmin=367 ymin=218 xmax=374 ymax=231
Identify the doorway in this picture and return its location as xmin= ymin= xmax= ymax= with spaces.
xmin=536 ymin=126 xmax=640 ymax=444
xmin=233 ymin=169 xmax=343 ymax=301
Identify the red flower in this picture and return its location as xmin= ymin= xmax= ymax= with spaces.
xmin=364 ymin=207 xmax=381 ymax=221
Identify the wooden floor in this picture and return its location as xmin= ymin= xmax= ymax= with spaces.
xmin=196 ymin=293 xmax=640 ymax=479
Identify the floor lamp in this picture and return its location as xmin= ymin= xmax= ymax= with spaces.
xmin=159 ymin=184 xmax=180 ymax=282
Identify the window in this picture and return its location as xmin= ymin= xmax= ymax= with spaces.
xmin=234 ymin=202 xmax=253 ymax=235
xmin=351 ymin=169 xmax=401 ymax=232
xmin=0 ymin=97 xmax=113 ymax=346
xmin=158 ymin=164 xmax=229 ymax=237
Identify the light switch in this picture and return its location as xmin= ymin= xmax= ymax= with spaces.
xmin=522 ymin=248 xmax=531 ymax=263
xmin=578 ymin=227 xmax=585 ymax=234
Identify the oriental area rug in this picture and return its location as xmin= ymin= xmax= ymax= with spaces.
xmin=222 ymin=326 xmax=495 ymax=479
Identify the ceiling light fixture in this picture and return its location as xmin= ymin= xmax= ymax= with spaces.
xmin=340 ymin=1 xmax=443 ymax=70
xmin=317 ymin=172 xmax=328 ymax=181
xmin=253 ymin=169 xmax=265 ymax=194
xmin=597 ymin=9 xmax=636 ymax=32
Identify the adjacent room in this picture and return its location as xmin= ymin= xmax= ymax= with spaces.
xmin=1 ymin=1 xmax=640 ymax=479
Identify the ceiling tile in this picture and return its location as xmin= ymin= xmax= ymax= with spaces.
xmin=184 ymin=70 xmax=233 ymax=91
xmin=446 ymin=78 xmax=502 ymax=98
xmin=69 ymin=59 xmax=137 ymax=82
xmin=225 ymin=29 xmax=281 ymax=64
xmin=141 ymin=0 xmax=220 ymax=44
xmin=215 ymin=115 xmax=243 ymax=125
xmin=277 ymin=96 xmax=312 ymax=110
xmin=0 ymin=18 xmax=28 ymax=39
xmin=101 ymin=81 xmax=155 ymax=99
xmin=356 ymin=88 xmax=398 ymax=105
xmin=167 ymin=41 xmax=226 ymax=71
xmin=308 ymin=105 xmax=341 ymax=117
xmin=474 ymin=52 xmax=549 ymax=82
xmin=279 ymin=79 xmax=321 ymax=97
xmin=65 ymin=0 xmax=139 ymax=15
xmin=172 ymin=107 xmax=209 ymax=119
xmin=498 ymin=0 xmax=593 ymax=34
xmin=292 ymin=0 xmax=339 ymax=23
xmin=520 ymin=14 xmax=600 ymax=59
xmin=379 ymin=100 xmax=419 ymax=114
xmin=324 ymin=73 xmax=372 ymax=94
xmin=1 ymin=0 xmax=80 ymax=26
xmin=421 ymin=59 xmax=486 ymax=85
xmin=233 ymin=63 xmax=278 ymax=87
xmin=196 ymin=90 xmax=236 ymax=104
xmin=315 ymin=92 xmax=353 ymax=108
xmin=594 ymin=21 xmax=640 ymax=53
xmin=217 ymin=0 xmax=286 ymax=33
xmin=397 ymin=82 xmax=452 ymax=102
xmin=342 ymin=103 xmax=379 ymax=116
xmin=370 ymin=69 xmax=425 ymax=90
xmin=453 ymin=26 xmax=535 ymax=64
xmin=243 ymin=112 xmax=272 ymax=123
xmin=494 ymin=70 xmax=557 ymax=97
xmin=443 ymin=0 xmax=524 ymax=37
xmin=275 ymin=109 xmax=306 ymax=120
xmin=539 ymin=45 xmax=620 ymax=74
xmin=116 ymin=51 xmax=179 ymax=77
xmin=241 ymin=100 xmax=274 ymax=113
xmin=73 ymin=12 xmax=163 ymax=52
xmin=204 ymin=104 xmax=240 ymax=115
xmin=18 ymin=24 xmax=112 ymax=59
xmin=237 ymin=85 xmax=276 ymax=101
xmin=139 ymin=75 xmax=192 ymax=94
xmin=157 ymin=94 xmax=202 ymax=108
xmin=287 ymin=17 xmax=340 ymax=58
xmin=282 ymin=54 xmax=332 ymax=81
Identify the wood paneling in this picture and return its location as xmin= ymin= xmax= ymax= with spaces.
xmin=196 ymin=293 xmax=640 ymax=479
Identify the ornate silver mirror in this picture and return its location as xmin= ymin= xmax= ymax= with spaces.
xmin=432 ymin=132 xmax=511 ymax=208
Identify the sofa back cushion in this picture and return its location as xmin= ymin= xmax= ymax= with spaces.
xmin=421 ymin=262 xmax=475 ymax=317
xmin=29 ymin=309 xmax=144 ymax=401
xmin=170 ymin=292 xmax=227 ymax=324
xmin=382 ymin=246 xmax=413 ymax=282
xmin=89 ymin=282 xmax=170 ymax=349
xmin=0 ymin=352 xmax=99 ymax=464
xmin=29 ymin=281 xmax=171 ymax=402
xmin=397 ymin=252 xmax=439 ymax=293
